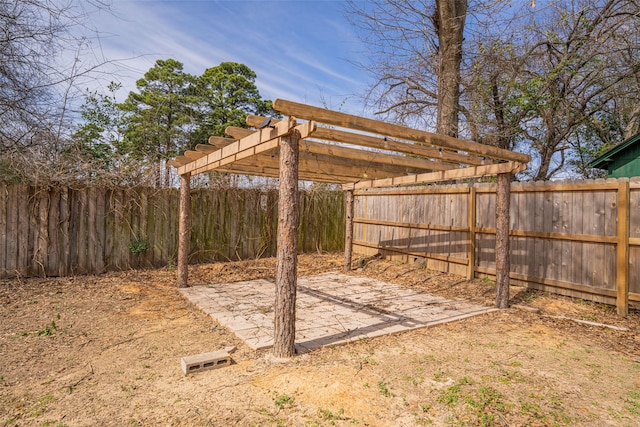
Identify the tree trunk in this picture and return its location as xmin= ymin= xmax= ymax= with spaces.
xmin=177 ymin=172 xmax=191 ymax=288
xmin=495 ymin=172 xmax=511 ymax=308
xmin=273 ymin=130 xmax=300 ymax=358
xmin=434 ymin=0 xmax=467 ymax=138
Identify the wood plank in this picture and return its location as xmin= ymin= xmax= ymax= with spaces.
xmin=225 ymin=126 xmax=254 ymax=139
xmin=208 ymin=135 xmax=237 ymax=148
xmin=247 ymin=114 xmax=484 ymax=167
xmin=467 ymin=187 xmax=476 ymax=279
xmin=187 ymin=122 xmax=317 ymax=177
xmin=353 ymin=240 xmax=469 ymax=266
xmin=223 ymin=128 xmax=442 ymax=177
xmin=87 ymin=187 xmax=97 ymax=273
xmin=26 ymin=187 xmax=37 ymax=276
xmin=0 ymin=183 xmax=6 ymax=277
xmin=58 ymin=187 xmax=70 ymax=276
xmin=46 ymin=188 xmax=59 ymax=275
xmin=355 ymin=187 xmax=471 ymax=197
xmin=178 ymin=117 xmax=299 ymax=175
xmin=475 ymin=228 xmax=617 ymax=244
xmin=5 ymin=184 xmax=18 ymax=277
xmin=16 ymin=185 xmax=29 ymax=276
xmin=194 ymin=144 xmax=217 ymax=153
xmin=617 ymin=181 xmax=630 ymax=316
xmin=240 ymin=150 xmax=398 ymax=178
xmin=475 ymin=182 xmax=620 ymax=193
xmin=475 ymin=266 xmax=618 ymax=299
xmin=184 ymin=150 xmax=207 ymax=160
xmin=354 ymin=218 xmax=468 ymax=232
xmin=343 ymin=162 xmax=527 ymax=190
xmin=592 ymin=190 xmax=606 ymax=288
xmin=34 ymin=189 xmax=49 ymax=276
xmin=300 ymin=139 xmax=453 ymax=172
xmin=77 ymin=188 xmax=88 ymax=274
xmin=273 ymin=99 xmax=532 ymax=163
xmin=570 ymin=189 xmax=584 ymax=290
xmin=95 ymin=187 xmax=106 ymax=273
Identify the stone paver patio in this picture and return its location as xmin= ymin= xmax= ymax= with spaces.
xmin=180 ymin=272 xmax=496 ymax=352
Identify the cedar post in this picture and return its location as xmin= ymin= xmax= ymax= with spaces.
xmin=616 ymin=180 xmax=630 ymax=317
xmin=273 ymin=129 xmax=300 ymax=358
xmin=344 ymin=190 xmax=355 ymax=272
xmin=495 ymin=172 xmax=511 ymax=308
xmin=467 ymin=187 xmax=476 ymax=280
xmin=177 ymin=172 xmax=191 ymax=288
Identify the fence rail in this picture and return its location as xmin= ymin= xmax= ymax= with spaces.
xmin=352 ymin=178 xmax=640 ymax=309
xmin=0 ymin=184 xmax=344 ymax=278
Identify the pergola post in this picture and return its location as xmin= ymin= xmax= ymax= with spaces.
xmin=177 ymin=172 xmax=191 ymax=288
xmin=495 ymin=172 xmax=511 ymax=308
xmin=273 ymin=130 xmax=300 ymax=358
xmin=344 ymin=190 xmax=355 ymax=272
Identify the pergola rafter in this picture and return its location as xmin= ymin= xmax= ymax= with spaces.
xmin=170 ymin=99 xmax=531 ymax=358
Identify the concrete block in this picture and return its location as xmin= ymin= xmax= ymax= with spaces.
xmin=180 ymin=350 xmax=231 ymax=375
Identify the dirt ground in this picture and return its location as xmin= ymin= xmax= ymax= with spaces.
xmin=1 ymin=252 xmax=639 ymax=427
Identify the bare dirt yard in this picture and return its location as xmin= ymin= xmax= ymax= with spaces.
xmin=1 ymin=253 xmax=639 ymax=426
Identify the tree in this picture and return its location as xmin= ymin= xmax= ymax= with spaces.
xmin=190 ymin=62 xmax=275 ymax=146
xmin=433 ymin=0 xmax=467 ymax=137
xmin=72 ymin=82 xmax=125 ymax=167
xmin=347 ymin=0 xmax=473 ymax=136
xmin=496 ymin=0 xmax=640 ymax=179
xmin=121 ymin=59 xmax=196 ymax=187
xmin=349 ymin=0 xmax=640 ymax=179
xmin=0 ymin=0 xmax=108 ymax=154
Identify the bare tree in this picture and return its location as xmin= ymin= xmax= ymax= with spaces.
xmin=0 ymin=0 xmax=110 ymax=154
xmin=500 ymin=0 xmax=640 ymax=179
xmin=349 ymin=0 xmax=640 ymax=179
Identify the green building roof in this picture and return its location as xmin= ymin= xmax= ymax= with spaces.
xmin=588 ymin=133 xmax=640 ymax=178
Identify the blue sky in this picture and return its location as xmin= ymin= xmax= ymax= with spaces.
xmin=85 ymin=0 xmax=371 ymax=114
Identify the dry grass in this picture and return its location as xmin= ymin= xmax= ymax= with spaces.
xmin=1 ymin=252 xmax=638 ymax=426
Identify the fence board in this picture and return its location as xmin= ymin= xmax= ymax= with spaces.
xmin=58 ymin=188 xmax=70 ymax=276
xmin=17 ymin=185 xmax=29 ymax=276
xmin=351 ymin=179 xmax=638 ymax=310
xmin=0 ymin=184 xmax=6 ymax=276
xmin=5 ymin=185 xmax=18 ymax=275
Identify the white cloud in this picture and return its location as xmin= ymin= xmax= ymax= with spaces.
xmin=74 ymin=0 xmax=370 ymax=113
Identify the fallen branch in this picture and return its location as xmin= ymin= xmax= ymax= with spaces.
xmin=541 ymin=315 xmax=629 ymax=331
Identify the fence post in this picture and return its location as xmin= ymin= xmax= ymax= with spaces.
xmin=616 ymin=180 xmax=630 ymax=317
xmin=467 ymin=187 xmax=476 ymax=280
xmin=177 ymin=172 xmax=191 ymax=288
xmin=495 ymin=173 xmax=511 ymax=308
xmin=344 ymin=190 xmax=354 ymax=272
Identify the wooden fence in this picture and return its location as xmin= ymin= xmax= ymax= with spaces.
xmin=0 ymin=184 xmax=344 ymax=278
xmin=352 ymin=178 xmax=640 ymax=308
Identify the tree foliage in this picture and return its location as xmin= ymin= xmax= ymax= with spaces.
xmin=191 ymin=62 xmax=275 ymax=145
xmin=70 ymin=60 xmax=275 ymax=187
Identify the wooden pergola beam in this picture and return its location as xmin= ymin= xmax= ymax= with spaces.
xmin=208 ymin=136 xmax=237 ymax=149
xmin=247 ymin=115 xmax=483 ymax=167
xmin=273 ymin=99 xmax=532 ymax=164
xmin=214 ymin=164 xmax=359 ymax=183
xmin=233 ymin=151 xmax=412 ymax=180
xmin=343 ymin=161 xmax=527 ymax=190
xmin=230 ymin=125 xmax=453 ymax=173
xmin=178 ymin=119 xmax=316 ymax=176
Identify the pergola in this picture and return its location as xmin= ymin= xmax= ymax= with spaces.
xmin=169 ymin=99 xmax=531 ymax=357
